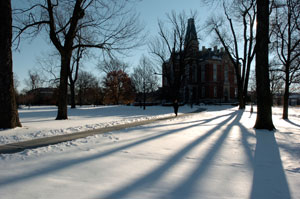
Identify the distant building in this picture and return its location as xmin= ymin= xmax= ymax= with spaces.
xmin=162 ymin=18 xmax=238 ymax=104
xmin=289 ymin=93 xmax=300 ymax=106
xmin=25 ymin=87 xmax=58 ymax=105
xmin=273 ymin=93 xmax=300 ymax=106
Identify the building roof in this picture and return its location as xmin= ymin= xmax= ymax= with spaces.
xmin=185 ymin=18 xmax=198 ymax=43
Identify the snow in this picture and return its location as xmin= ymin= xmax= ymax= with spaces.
xmin=0 ymin=105 xmax=196 ymax=145
xmin=0 ymin=105 xmax=299 ymax=199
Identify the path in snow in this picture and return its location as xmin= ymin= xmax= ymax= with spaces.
xmin=0 ymin=108 xmax=205 ymax=154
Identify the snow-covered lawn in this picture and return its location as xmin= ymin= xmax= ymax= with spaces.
xmin=0 ymin=105 xmax=299 ymax=199
xmin=0 ymin=105 xmax=197 ymax=145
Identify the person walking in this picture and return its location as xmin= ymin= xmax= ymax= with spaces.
xmin=173 ymin=100 xmax=179 ymax=117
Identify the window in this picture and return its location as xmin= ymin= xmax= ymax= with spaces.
xmin=185 ymin=64 xmax=189 ymax=80
xmin=202 ymin=86 xmax=205 ymax=98
xmin=193 ymin=65 xmax=197 ymax=83
xmin=224 ymin=87 xmax=229 ymax=100
xmin=201 ymin=65 xmax=205 ymax=82
xmin=214 ymin=86 xmax=217 ymax=97
xmin=213 ymin=64 xmax=217 ymax=82
xmin=224 ymin=65 xmax=228 ymax=82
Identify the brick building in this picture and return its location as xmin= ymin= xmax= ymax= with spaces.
xmin=162 ymin=18 xmax=238 ymax=104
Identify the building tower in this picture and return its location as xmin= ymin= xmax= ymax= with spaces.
xmin=184 ymin=18 xmax=199 ymax=53
xmin=184 ymin=18 xmax=199 ymax=102
xmin=161 ymin=17 xmax=238 ymax=104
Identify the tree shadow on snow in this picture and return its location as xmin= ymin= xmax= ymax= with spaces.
xmin=99 ymin=111 xmax=243 ymax=199
xmin=250 ymin=130 xmax=291 ymax=199
xmin=161 ymin=111 xmax=244 ymax=199
xmin=237 ymin=121 xmax=291 ymax=198
xmin=0 ymin=111 xmax=236 ymax=189
xmin=100 ymin=110 xmax=291 ymax=199
xmin=284 ymin=119 xmax=300 ymax=128
xmin=0 ymin=108 xmax=291 ymax=199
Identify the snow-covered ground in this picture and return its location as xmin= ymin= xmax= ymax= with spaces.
xmin=0 ymin=105 xmax=299 ymax=199
xmin=0 ymin=105 xmax=197 ymax=145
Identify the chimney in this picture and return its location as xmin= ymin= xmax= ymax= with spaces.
xmin=202 ymin=46 xmax=206 ymax=51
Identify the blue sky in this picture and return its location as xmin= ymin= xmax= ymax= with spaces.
xmin=12 ymin=0 xmax=214 ymax=91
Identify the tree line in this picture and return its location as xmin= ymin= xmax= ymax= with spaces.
xmin=17 ymin=56 xmax=159 ymax=107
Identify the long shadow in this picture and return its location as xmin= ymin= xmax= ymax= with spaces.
xmin=98 ymin=111 xmax=240 ymax=199
xmin=250 ymin=130 xmax=291 ymax=199
xmin=284 ymin=119 xmax=300 ymax=128
xmin=162 ymin=110 xmax=244 ymax=199
xmin=18 ymin=106 xmax=131 ymax=120
xmin=238 ymin=123 xmax=255 ymax=167
xmin=0 ymin=112 xmax=233 ymax=188
xmin=135 ymin=112 xmax=235 ymax=132
xmin=19 ymin=109 xmax=57 ymax=122
xmin=107 ymin=112 xmax=237 ymax=148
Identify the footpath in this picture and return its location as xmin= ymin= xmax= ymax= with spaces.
xmin=0 ymin=109 xmax=205 ymax=154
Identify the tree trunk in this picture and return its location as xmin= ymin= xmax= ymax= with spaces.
xmin=70 ymin=81 xmax=76 ymax=109
xmin=0 ymin=0 xmax=21 ymax=128
xmin=254 ymin=0 xmax=275 ymax=130
xmin=78 ymin=88 xmax=83 ymax=106
xmin=56 ymin=54 xmax=70 ymax=120
xmin=143 ymin=81 xmax=146 ymax=110
xmin=238 ymin=84 xmax=246 ymax=109
xmin=282 ymin=73 xmax=289 ymax=119
xmin=243 ymin=61 xmax=252 ymax=106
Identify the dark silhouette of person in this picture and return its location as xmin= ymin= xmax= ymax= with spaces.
xmin=173 ymin=100 xmax=179 ymax=117
xmin=250 ymin=103 xmax=254 ymax=118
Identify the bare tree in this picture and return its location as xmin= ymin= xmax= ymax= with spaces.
xmin=202 ymin=0 xmax=276 ymax=129
xmin=0 ymin=0 xmax=21 ymax=128
xmin=76 ymin=71 xmax=99 ymax=106
xmin=269 ymin=61 xmax=285 ymax=96
xmin=206 ymin=0 xmax=257 ymax=109
xmin=13 ymin=0 xmax=143 ymax=119
xmin=97 ymin=58 xmax=129 ymax=75
xmin=37 ymin=47 xmax=84 ymax=108
xmin=131 ymin=56 xmax=159 ymax=109
xmin=69 ymin=34 xmax=89 ymax=108
xmin=14 ymin=74 xmax=20 ymax=93
xmin=254 ymin=0 xmax=275 ymax=130
xmin=25 ymin=70 xmax=44 ymax=91
xmin=36 ymin=52 xmax=61 ymax=87
xmin=149 ymin=11 xmax=197 ymax=113
xmin=271 ymin=0 xmax=300 ymax=119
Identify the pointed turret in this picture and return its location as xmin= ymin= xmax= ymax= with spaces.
xmin=184 ymin=18 xmax=199 ymax=52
